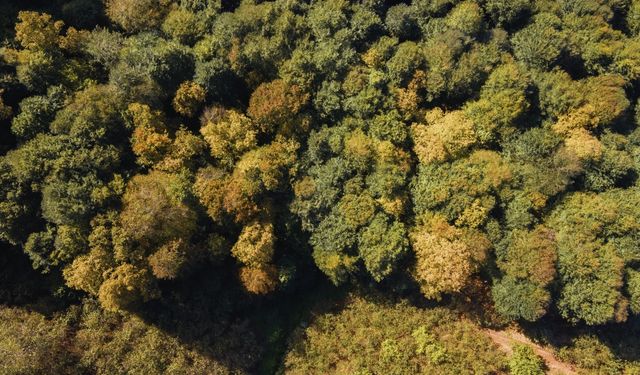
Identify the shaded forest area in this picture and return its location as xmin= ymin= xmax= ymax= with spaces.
xmin=2 ymin=0 xmax=640 ymax=373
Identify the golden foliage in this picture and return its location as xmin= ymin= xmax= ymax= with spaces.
xmin=193 ymin=166 xmax=229 ymax=223
xmin=98 ymin=263 xmax=158 ymax=312
xmin=247 ymin=79 xmax=309 ymax=134
xmin=412 ymin=109 xmax=477 ymax=164
xmin=200 ymin=108 xmax=258 ymax=168
xmin=411 ymin=215 xmax=490 ymax=300
xmin=563 ymin=128 xmax=603 ymax=161
xmin=231 ymin=219 xmax=275 ymax=267
xmin=128 ymin=103 xmax=171 ymax=167
xmin=173 ymin=81 xmax=206 ymax=118
xmin=105 ymin=0 xmax=172 ymax=32
xmin=148 ymin=238 xmax=189 ymax=280
xmin=64 ymin=247 xmax=114 ymax=296
xmin=239 ymin=265 xmax=278 ymax=294
xmin=155 ymin=128 xmax=207 ymax=172
xmin=14 ymin=11 xmax=64 ymax=50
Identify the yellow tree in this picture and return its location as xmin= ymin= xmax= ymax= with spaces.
xmin=173 ymin=81 xmax=206 ymax=118
xmin=410 ymin=215 xmax=490 ymax=300
xmin=127 ymin=103 xmax=171 ymax=167
xmin=411 ymin=108 xmax=477 ymax=164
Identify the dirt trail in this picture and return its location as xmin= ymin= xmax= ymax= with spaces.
xmin=485 ymin=328 xmax=577 ymax=374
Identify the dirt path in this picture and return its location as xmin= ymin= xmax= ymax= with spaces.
xmin=485 ymin=328 xmax=577 ymax=374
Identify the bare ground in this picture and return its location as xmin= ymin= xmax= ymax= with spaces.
xmin=485 ymin=328 xmax=578 ymax=375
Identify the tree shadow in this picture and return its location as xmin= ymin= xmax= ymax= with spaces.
xmin=137 ymin=261 xmax=342 ymax=374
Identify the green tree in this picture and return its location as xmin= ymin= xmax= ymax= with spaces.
xmin=509 ymin=344 xmax=545 ymax=375
xmin=11 ymin=85 xmax=66 ymax=140
xmin=120 ymin=171 xmax=197 ymax=248
xmin=358 ymin=213 xmax=409 ymax=282
xmin=511 ymin=13 xmax=567 ymax=70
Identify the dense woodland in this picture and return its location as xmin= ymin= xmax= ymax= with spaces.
xmin=2 ymin=0 xmax=640 ymax=373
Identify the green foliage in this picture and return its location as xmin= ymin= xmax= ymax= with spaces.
xmin=547 ymin=189 xmax=640 ymax=324
xmin=483 ymin=0 xmax=532 ymax=27
xmin=113 ymin=33 xmax=195 ymax=93
xmin=11 ymin=85 xmax=66 ymax=140
xmin=358 ymin=213 xmax=409 ymax=282
xmin=558 ymin=336 xmax=624 ymax=374
xmin=385 ymin=4 xmax=419 ymax=41
xmin=493 ymin=226 xmax=556 ymax=321
xmin=284 ymin=297 xmax=506 ymax=374
xmin=412 ymin=150 xmax=511 ymax=227
xmin=162 ymin=8 xmax=205 ymax=46
xmin=509 ymin=344 xmax=545 ymax=375
xmin=2 ymin=0 xmax=640 ymax=370
xmin=511 ymin=13 xmax=567 ymax=70
xmin=492 ymin=277 xmax=550 ymax=322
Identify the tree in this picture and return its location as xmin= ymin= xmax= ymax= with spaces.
xmin=444 ymin=1 xmax=484 ymax=37
xmin=162 ymin=8 xmax=205 ymax=45
xmin=111 ymin=33 xmax=195 ymax=98
xmin=509 ymin=344 xmax=545 ymax=375
xmin=3 ymin=12 xmax=82 ymax=92
xmin=464 ymin=61 xmax=530 ymax=144
xmin=496 ymin=226 xmax=557 ymax=286
xmin=412 ymin=150 xmax=512 ymax=227
xmin=386 ymin=41 xmax=424 ymax=87
xmin=358 ymin=213 xmax=409 ymax=282
xmin=120 ymin=171 xmax=197 ymax=249
xmin=385 ymin=4 xmax=419 ymax=41
xmin=628 ymin=0 xmax=640 ymax=36
xmin=411 ymin=108 xmax=477 ymax=164
xmin=98 ymin=263 xmax=159 ymax=311
xmin=511 ymin=13 xmax=567 ymax=70
xmin=0 ymin=159 xmax=36 ymax=245
xmin=200 ymin=108 xmax=258 ymax=169
xmin=127 ymin=103 xmax=171 ymax=167
xmin=11 ymin=85 xmax=66 ymax=140
xmin=231 ymin=218 xmax=275 ymax=267
xmin=247 ymin=79 xmax=309 ymax=135
xmin=148 ymin=238 xmax=190 ymax=280
xmin=193 ymin=166 xmax=229 ymax=223
xmin=105 ymin=0 xmax=172 ymax=32
xmin=238 ymin=264 xmax=278 ymax=295
xmin=410 ymin=215 xmax=490 ymax=300
xmin=63 ymin=211 xmax=118 ymax=296
xmin=547 ymin=191 xmax=639 ymax=324
xmin=483 ymin=0 xmax=532 ymax=27
xmin=492 ymin=277 xmax=551 ymax=322
xmin=173 ymin=81 xmax=206 ymax=118
xmin=222 ymin=138 xmax=298 ymax=222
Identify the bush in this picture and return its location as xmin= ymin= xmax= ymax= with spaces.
xmin=509 ymin=344 xmax=545 ymax=375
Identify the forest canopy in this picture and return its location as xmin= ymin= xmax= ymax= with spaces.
xmin=1 ymin=0 xmax=640 ymax=373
